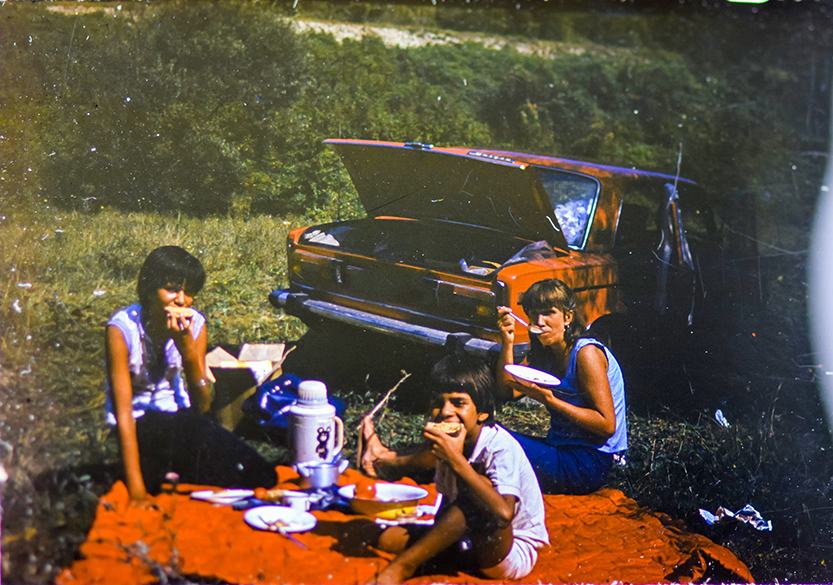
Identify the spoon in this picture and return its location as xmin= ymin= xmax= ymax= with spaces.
xmin=507 ymin=311 xmax=543 ymax=335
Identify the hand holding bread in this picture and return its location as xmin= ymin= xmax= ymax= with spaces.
xmin=424 ymin=420 xmax=462 ymax=436
xmin=424 ymin=420 xmax=466 ymax=463
xmin=165 ymin=306 xmax=194 ymax=332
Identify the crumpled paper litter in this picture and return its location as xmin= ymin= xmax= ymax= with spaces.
xmin=699 ymin=503 xmax=772 ymax=531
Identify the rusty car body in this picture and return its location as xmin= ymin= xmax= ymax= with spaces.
xmin=270 ymin=139 xmax=726 ymax=363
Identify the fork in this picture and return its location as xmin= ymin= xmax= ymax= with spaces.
xmin=265 ymin=520 xmax=308 ymax=549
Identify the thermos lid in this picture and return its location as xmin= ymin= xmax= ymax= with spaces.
xmin=297 ymin=380 xmax=328 ymax=404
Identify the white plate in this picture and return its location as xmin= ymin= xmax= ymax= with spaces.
xmin=504 ymin=364 xmax=561 ymax=387
xmin=190 ymin=489 xmax=254 ymax=505
xmin=337 ymin=483 xmax=429 ymax=502
xmin=244 ymin=505 xmax=317 ymax=533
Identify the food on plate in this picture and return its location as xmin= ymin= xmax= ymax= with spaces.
xmin=374 ymin=506 xmax=419 ymax=521
xmin=189 ymin=488 xmax=255 ymax=504
xmin=504 ymin=364 xmax=560 ymax=387
xmin=244 ymin=506 xmax=318 ymax=533
xmin=354 ymin=478 xmax=377 ymax=500
xmin=425 ymin=420 xmax=462 ymax=436
xmin=338 ymin=482 xmax=430 ymax=517
xmin=254 ymin=487 xmax=286 ymax=502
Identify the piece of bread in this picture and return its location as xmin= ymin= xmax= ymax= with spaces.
xmin=165 ymin=306 xmax=194 ymax=318
xmin=425 ymin=421 xmax=462 ymax=436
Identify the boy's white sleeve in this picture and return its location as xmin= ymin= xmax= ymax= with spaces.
xmin=482 ymin=436 xmax=523 ymax=501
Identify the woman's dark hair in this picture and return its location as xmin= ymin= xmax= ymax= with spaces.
xmin=137 ymin=246 xmax=206 ymax=307
xmin=429 ymin=354 xmax=496 ymax=426
xmin=521 ymin=278 xmax=585 ymax=348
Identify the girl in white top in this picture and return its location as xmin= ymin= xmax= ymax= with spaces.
xmin=105 ymin=246 xmax=276 ymax=506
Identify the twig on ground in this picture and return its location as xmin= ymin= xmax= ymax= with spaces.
xmin=355 ymin=371 xmax=411 ymax=471
xmin=364 ymin=372 xmax=411 ymax=423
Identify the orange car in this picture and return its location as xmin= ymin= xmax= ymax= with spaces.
xmin=270 ymin=139 xmax=732 ymax=362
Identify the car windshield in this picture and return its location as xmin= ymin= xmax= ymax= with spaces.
xmin=537 ymin=169 xmax=599 ymax=249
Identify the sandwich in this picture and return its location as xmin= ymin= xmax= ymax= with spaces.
xmin=425 ymin=420 xmax=462 ymax=436
xmin=165 ymin=306 xmax=195 ymax=318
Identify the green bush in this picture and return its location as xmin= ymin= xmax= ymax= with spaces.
xmin=34 ymin=2 xmax=306 ymax=216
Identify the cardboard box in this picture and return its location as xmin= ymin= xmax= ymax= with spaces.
xmin=206 ymin=343 xmax=286 ymax=431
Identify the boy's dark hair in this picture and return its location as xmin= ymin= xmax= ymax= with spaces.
xmin=521 ymin=278 xmax=585 ymax=348
xmin=137 ymin=246 xmax=206 ymax=307
xmin=429 ymin=354 xmax=496 ymax=426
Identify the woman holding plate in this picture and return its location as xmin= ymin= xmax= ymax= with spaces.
xmin=496 ymin=279 xmax=627 ymax=494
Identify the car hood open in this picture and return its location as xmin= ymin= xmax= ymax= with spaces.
xmin=325 ymin=139 xmax=570 ymax=251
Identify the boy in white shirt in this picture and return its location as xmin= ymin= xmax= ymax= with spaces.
xmin=360 ymin=354 xmax=549 ymax=583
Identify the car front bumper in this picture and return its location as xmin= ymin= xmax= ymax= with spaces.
xmin=270 ymin=289 xmax=528 ymax=361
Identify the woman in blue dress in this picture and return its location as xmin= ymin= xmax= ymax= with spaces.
xmin=496 ymin=279 xmax=627 ymax=494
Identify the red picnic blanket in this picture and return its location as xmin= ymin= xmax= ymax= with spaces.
xmin=56 ymin=467 xmax=753 ymax=584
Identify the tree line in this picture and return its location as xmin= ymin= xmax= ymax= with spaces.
xmin=2 ymin=1 xmax=826 ymax=219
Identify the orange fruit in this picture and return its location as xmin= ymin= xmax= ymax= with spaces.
xmin=355 ymin=478 xmax=376 ymax=500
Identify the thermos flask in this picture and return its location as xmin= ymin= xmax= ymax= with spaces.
xmin=288 ymin=380 xmax=344 ymax=464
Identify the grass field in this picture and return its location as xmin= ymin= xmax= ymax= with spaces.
xmin=2 ymin=210 xmax=833 ymax=584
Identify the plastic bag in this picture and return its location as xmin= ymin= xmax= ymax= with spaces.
xmin=242 ymin=373 xmax=346 ymax=428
